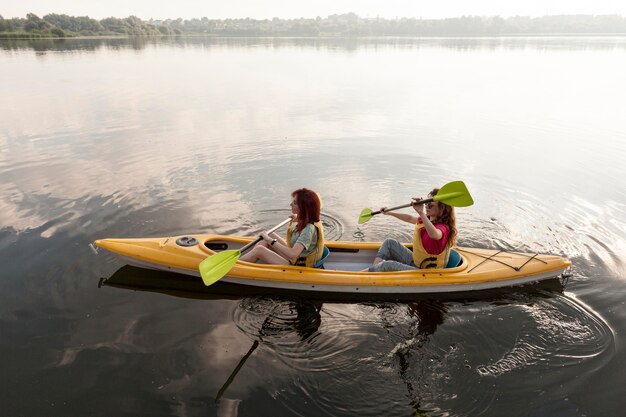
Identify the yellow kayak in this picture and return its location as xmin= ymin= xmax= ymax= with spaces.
xmin=94 ymin=234 xmax=571 ymax=294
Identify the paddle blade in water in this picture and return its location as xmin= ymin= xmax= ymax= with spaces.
xmin=434 ymin=181 xmax=474 ymax=207
xmin=199 ymin=250 xmax=241 ymax=286
xmin=358 ymin=208 xmax=374 ymax=224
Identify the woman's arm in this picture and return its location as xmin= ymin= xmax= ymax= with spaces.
xmin=268 ymin=231 xmax=287 ymax=246
xmin=411 ymin=199 xmax=443 ymax=240
xmin=419 ymin=214 xmax=443 ymax=240
xmin=268 ymin=215 xmax=297 ymax=245
xmin=261 ymin=231 xmax=305 ymax=260
xmin=382 ymin=208 xmax=420 ymax=224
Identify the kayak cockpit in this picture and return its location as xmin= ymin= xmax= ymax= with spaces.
xmin=200 ymin=236 xmax=466 ymax=272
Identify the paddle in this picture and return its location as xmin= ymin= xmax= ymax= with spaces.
xmin=199 ymin=217 xmax=291 ymax=286
xmin=215 ymin=339 xmax=259 ymax=402
xmin=215 ymin=309 xmax=275 ymax=403
xmin=358 ymin=180 xmax=473 ymax=224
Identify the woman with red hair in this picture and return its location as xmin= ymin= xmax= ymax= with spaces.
xmin=239 ymin=188 xmax=325 ymax=267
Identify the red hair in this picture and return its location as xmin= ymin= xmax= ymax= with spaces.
xmin=292 ymin=188 xmax=321 ymax=232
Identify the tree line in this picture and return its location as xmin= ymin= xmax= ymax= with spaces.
xmin=1 ymin=12 xmax=626 ymax=38
xmin=0 ymin=13 xmax=166 ymax=38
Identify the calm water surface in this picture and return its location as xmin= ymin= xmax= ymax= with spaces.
xmin=1 ymin=36 xmax=625 ymax=416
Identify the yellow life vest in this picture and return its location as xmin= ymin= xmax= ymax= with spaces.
xmin=412 ymin=223 xmax=451 ymax=269
xmin=285 ymin=221 xmax=325 ymax=268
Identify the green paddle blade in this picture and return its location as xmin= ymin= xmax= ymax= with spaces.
xmin=433 ymin=181 xmax=474 ymax=207
xmin=199 ymin=249 xmax=241 ymax=286
xmin=358 ymin=208 xmax=374 ymax=224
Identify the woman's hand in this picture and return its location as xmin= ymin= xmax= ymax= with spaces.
xmin=411 ymin=197 xmax=427 ymax=216
xmin=380 ymin=207 xmax=389 ymax=215
xmin=260 ymin=231 xmax=271 ymax=242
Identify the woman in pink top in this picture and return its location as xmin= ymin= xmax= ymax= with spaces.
xmin=366 ymin=188 xmax=457 ymax=272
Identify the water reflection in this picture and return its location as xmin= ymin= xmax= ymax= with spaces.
xmin=97 ymin=263 xmax=613 ymax=416
xmin=4 ymin=36 xmax=626 ymax=54
xmin=474 ymin=292 xmax=614 ymax=377
xmin=2 ymin=36 xmax=626 ymax=416
xmin=390 ymin=300 xmax=449 ymax=415
xmin=216 ymin=297 xmax=322 ymax=405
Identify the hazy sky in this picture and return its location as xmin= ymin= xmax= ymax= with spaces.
xmin=3 ymin=0 xmax=626 ymax=20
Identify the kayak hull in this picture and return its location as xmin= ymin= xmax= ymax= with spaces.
xmin=94 ymin=234 xmax=571 ymax=294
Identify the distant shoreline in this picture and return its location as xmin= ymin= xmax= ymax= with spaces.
xmin=2 ymin=33 xmax=626 ymax=40
xmin=2 ymin=13 xmax=626 ymax=39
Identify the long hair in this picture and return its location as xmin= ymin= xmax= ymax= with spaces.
xmin=429 ymin=188 xmax=457 ymax=246
xmin=292 ymin=188 xmax=321 ymax=232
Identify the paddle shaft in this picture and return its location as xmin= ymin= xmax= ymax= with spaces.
xmin=215 ymin=311 xmax=276 ymax=402
xmin=239 ymin=217 xmax=292 ymax=254
xmin=215 ymin=340 xmax=259 ymax=402
xmin=370 ymin=197 xmax=435 ymax=216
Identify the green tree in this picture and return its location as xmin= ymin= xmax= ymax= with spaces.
xmin=24 ymin=13 xmax=52 ymax=32
xmin=157 ymin=25 xmax=171 ymax=35
xmin=50 ymin=27 xmax=65 ymax=37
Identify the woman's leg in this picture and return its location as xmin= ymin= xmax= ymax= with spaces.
xmin=362 ymin=238 xmax=416 ymax=272
xmin=368 ymin=260 xmax=417 ymax=272
xmin=374 ymin=238 xmax=415 ymax=265
xmin=239 ymin=245 xmax=289 ymax=265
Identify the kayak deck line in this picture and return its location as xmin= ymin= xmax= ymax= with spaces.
xmin=456 ymin=248 xmax=547 ymax=273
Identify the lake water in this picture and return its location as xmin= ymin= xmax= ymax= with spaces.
xmin=1 ymin=36 xmax=625 ymax=416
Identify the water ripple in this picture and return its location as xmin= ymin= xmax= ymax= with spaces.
xmin=352 ymin=223 xmax=413 ymax=243
xmin=230 ymin=292 xmax=614 ymax=417
xmin=461 ymin=177 xmax=626 ymax=280
xmin=475 ymin=293 xmax=613 ymax=377
xmin=232 ymin=297 xmax=363 ymax=373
